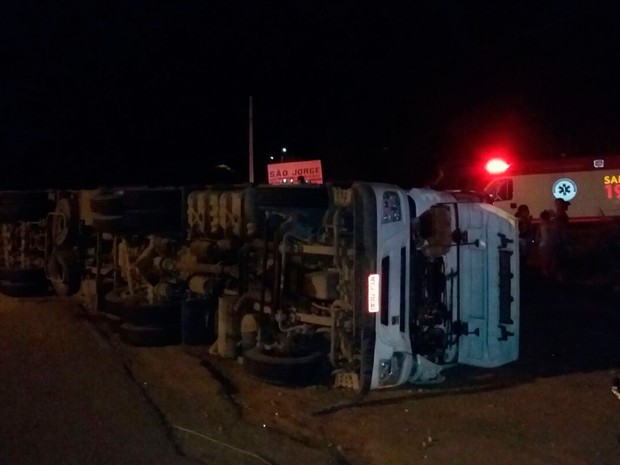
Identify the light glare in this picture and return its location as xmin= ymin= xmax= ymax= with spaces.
xmin=485 ymin=158 xmax=510 ymax=174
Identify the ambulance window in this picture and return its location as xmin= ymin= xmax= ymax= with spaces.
xmin=487 ymin=179 xmax=513 ymax=201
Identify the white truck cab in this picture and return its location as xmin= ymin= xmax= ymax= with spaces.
xmin=368 ymin=185 xmax=519 ymax=389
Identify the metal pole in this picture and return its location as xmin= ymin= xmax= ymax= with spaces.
xmin=249 ymin=95 xmax=254 ymax=183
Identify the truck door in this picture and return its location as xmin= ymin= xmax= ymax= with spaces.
xmin=451 ymin=202 xmax=520 ymax=367
xmin=369 ymin=185 xmax=415 ymax=388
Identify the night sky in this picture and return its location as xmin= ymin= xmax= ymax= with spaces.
xmin=4 ymin=2 xmax=620 ymax=189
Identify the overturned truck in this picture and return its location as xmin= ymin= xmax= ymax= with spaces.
xmin=1 ymin=182 xmax=520 ymax=391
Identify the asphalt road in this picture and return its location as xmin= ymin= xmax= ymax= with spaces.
xmin=0 ymin=295 xmax=204 ymax=465
xmin=0 ymin=258 xmax=618 ymax=465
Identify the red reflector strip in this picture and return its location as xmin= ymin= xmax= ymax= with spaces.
xmin=368 ymin=273 xmax=380 ymax=313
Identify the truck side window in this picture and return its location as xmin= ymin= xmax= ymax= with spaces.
xmin=382 ymin=192 xmax=402 ymax=223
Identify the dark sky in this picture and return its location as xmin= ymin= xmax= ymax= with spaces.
xmin=4 ymin=2 xmax=620 ymax=189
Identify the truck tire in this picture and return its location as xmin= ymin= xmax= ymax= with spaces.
xmin=101 ymin=289 xmax=144 ymax=316
xmin=46 ymin=249 xmax=81 ymax=297
xmin=119 ymin=323 xmax=181 ymax=347
xmin=51 ymin=198 xmax=79 ymax=247
xmin=0 ymin=280 xmax=49 ymax=297
xmin=90 ymin=193 xmax=124 ymax=216
xmin=116 ymin=301 xmax=181 ymax=328
xmin=0 ymin=267 xmax=47 ymax=284
xmin=0 ymin=267 xmax=50 ymax=298
xmin=102 ymin=289 xmax=129 ymax=316
xmin=242 ymin=348 xmax=325 ymax=387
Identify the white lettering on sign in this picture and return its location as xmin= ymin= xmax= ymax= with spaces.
xmin=267 ymin=160 xmax=323 ymax=185
xmin=368 ymin=273 xmax=380 ymax=313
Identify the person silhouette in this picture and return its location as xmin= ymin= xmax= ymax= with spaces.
xmin=537 ymin=209 xmax=552 ymax=277
xmin=515 ymin=204 xmax=534 ymax=267
xmin=549 ymin=198 xmax=571 ymax=282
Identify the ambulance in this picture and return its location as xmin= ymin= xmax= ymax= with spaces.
xmin=481 ymin=155 xmax=620 ymax=223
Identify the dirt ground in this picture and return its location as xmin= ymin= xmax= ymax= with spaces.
xmin=82 ymin=258 xmax=620 ymax=465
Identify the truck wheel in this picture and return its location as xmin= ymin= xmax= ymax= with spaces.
xmin=51 ymin=198 xmax=79 ymax=247
xmin=102 ymin=289 xmax=141 ymax=316
xmin=46 ymin=249 xmax=81 ymax=297
xmin=119 ymin=323 xmax=181 ymax=347
xmin=116 ymin=301 xmax=181 ymax=328
xmin=102 ymin=289 xmax=127 ymax=316
xmin=90 ymin=193 xmax=124 ymax=216
xmin=0 ymin=267 xmax=49 ymax=298
xmin=0 ymin=267 xmax=47 ymax=284
xmin=0 ymin=280 xmax=49 ymax=297
xmin=242 ymin=348 xmax=325 ymax=387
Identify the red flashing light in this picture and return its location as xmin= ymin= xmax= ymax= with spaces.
xmin=485 ymin=158 xmax=510 ymax=175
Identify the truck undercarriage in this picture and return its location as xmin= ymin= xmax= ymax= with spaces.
xmin=0 ymin=182 xmax=520 ymax=391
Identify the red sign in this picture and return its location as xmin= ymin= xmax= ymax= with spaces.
xmin=267 ymin=160 xmax=323 ymax=185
